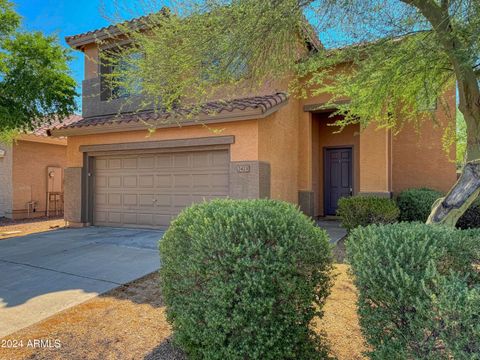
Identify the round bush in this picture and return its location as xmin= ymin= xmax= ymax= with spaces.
xmin=346 ymin=223 xmax=480 ymax=359
xmin=396 ymin=188 xmax=443 ymax=222
xmin=160 ymin=199 xmax=333 ymax=360
xmin=336 ymin=195 xmax=399 ymax=231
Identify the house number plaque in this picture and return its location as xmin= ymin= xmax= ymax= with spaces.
xmin=236 ymin=165 xmax=251 ymax=173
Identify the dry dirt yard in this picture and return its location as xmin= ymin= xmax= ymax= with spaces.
xmin=0 ymin=264 xmax=366 ymax=360
xmin=0 ymin=218 xmax=65 ymax=240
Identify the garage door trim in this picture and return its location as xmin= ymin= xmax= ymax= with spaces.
xmin=81 ymin=139 xmax=233 ymax=228
xmin=79 ymin=135 xmax=235 ymax=153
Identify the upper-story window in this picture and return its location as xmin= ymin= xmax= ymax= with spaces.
xmin=100 ymin=50 xmax=143 ymax=101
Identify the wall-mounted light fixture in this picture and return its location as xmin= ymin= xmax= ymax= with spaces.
xmin=0 ymin=149 xmax=5 ymax=158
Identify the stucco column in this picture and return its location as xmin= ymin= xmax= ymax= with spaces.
xmin=0 ymin=143 xmax=13 ymax=218
xmin=64 ymin=167 xmax=84 ymax=226
xmin=359 ymin=125 xmax=392 ymax=197
xmin=229 ymin=161 xmax=271 ymax=199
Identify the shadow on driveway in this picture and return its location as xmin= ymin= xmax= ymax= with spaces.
xmin=0 ymin=226 xmax=163 ymax=337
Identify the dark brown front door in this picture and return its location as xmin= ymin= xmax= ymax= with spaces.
xmin=324 ymin=147 xmax=353 ymax=215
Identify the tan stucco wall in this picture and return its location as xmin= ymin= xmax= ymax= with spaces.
xmin=358 ymin=125 xmax=392 ymax=193
xmin=84 ymin=44 xmax=99 ymax=80
xmin=312 ymin=114 xmax=360 ymax=216
xmin=12 ymin=140 xmax=67 ymax=217
xmin=392 ymin=88 xmax=457 ymax=193
xmin=0 ymin=142 xmax=13 ymax=218
xmin=70 ymin=47 xmax=457 ymax=218
xmin=258 ymin=99 xmax=300 ymax=203
xmin=66 ymin=120 xmax=259 ymax=167
xmin=297 ymin=87 xmax=348 ymax=193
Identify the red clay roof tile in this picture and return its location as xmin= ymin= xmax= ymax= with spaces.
xmin=57 ymin=92 xmax=288 ymax=130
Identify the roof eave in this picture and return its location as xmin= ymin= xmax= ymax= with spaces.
xmin=51 ymin=99 xmax=287 ymax=137
xmin=17 ymin=134 xmax=67 ymax=145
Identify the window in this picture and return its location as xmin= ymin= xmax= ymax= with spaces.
xmin=100 ymin=50 xmax=143 ymax=101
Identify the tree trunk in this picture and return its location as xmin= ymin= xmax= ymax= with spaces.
xmin=426 ymin=159 xmax=480 ymax=226
xmin=400 ymin=0 xmax=480 ymax=226
xmin=426 ymin=83 xmax=480 ymax=227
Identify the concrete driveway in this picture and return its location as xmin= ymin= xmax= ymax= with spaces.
xmin=0 ymin=227 xmax=163 ymax=338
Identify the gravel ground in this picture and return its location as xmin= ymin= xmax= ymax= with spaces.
xmin=0 ymin=263 xmax=365 ymax=360
xmin=333 ymin=236 xmax=347 ymax=263
xmin=0 ymin=217 xmax=65 ymax=240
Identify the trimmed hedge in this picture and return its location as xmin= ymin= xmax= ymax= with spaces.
xmin=396 ymin=188 xmax=443 ymax=222
xmin=336 ymin=196 xmax=399 ymax=231
xmin=346 ymin=223 xmax=480 ymax=359
xmin=160 ymin=199 xmax=333 ymax=360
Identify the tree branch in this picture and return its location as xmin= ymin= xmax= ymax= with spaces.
xmin=441 ymin=0 xmax=449 ymax=12
xmin=474 ymin=64 xmax=480 ymax=78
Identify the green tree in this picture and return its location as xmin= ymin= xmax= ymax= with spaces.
xmin=0 ymin=0 xmax=77 ymax=134
xmin=457 ymin=110 xmax=467 ymax=168
xmin=110 ymin=0 xmax=480 ymax=226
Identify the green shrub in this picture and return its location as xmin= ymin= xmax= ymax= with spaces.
xmin=396 ymin=188 xmax=444 ymax=222
xmin=346 ymin=223 xmax=480 ymax=359
xmin=160 ymin=199 xmax=333 ymax=360
xmin=336 ymin=196 xmax=399 ymax=231
xmin=457 ymin=199 xmax=480 ymax=229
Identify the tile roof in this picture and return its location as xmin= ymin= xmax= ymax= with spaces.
xmin=32 ymin=115 xmax=82 ymax=137
xmin=65 ymin=10 xmax=169 ymax=49
xmin=65 ymin=9 xmax=322 ymax=52
xmin=57 ymin=92 xmax=288 ymax=131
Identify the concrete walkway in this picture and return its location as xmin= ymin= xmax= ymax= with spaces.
xmin=0 ymin=227 xmax=163 ymax=338
xmin=317 ymin=219 xmax=347 ymax=243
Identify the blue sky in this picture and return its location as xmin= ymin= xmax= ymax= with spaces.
xmin=14 ymin=0 xmax=155 ymax=109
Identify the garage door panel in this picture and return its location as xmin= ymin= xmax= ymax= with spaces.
xmin=138 ymin=194 xmax=155 ymax=207
xmin=95 ymin=211 xmax=107 ymax=222
xmin=173 ymin=174 xmax=192 ymax=188
xmin=94 ymin=149 xmax=229 ymax=228
xmin=108 ymin=212 xmax=122 ymax=224
xmin=137 ymin=213 xmax=154 ymax=225
xmin=95 ymin=193 xmax=107 ymax=206
xmin=95 ymin=159 xmax=108 ymax=170
xmin=156 ymin=175 xmax=171 ymax=188
xmin=212 ymin=151 xmax=229 ymax=166
xmin=95 ymin=175 xmax=108 ymax=188
xmin=192 ymin=152 xmax=209 ymax=168
xmin=173 ymin=194 xmax=193 ymax=208
xmin=123 ymin=194 xmax=138 ymax=206
xmin=123 ymin=213 xmax=138 ymax=224
xmin=157 ymin=154 xmax=173 ymax=168
xmin=156 ymin=194 xmax=172 ymax=207
xmin=108 ymin=159 xmax=122 ymax=169
xmin=154 ymin=214 xmax=172 ymax=227
xmin=123 ymin=175 xmax=138 ymax=187
xmin=108 ymin=176 xmax=122 ymax=187
xmin=139 ymin=175 xmax=155 ymax=188
xmin=108 ymin=193 xmax=122 ymax=206
xmin=173 ymin=153 xmax=190 ymax=168
xmin=138 ymin=156 xmax=155 ymax=169
xmin=122 ymin=157 xmax=137 ymax=169
xmin=211 ymin=174 xmax=229 ymax=188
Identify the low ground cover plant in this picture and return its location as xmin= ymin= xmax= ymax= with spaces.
xmin=336 ymin=196 xmax=399 ymax=231
xmin=160 ymin=199 xmax=333 ymax=360
xmin=346 ymin=223 xmax=480 ymax=359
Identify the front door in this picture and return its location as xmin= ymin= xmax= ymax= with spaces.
xmin=324 ymin=147 xmax=353 ymax=215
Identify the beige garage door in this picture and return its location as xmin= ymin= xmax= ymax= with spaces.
xmin=93 ymin=149 xmax=230 ymax=228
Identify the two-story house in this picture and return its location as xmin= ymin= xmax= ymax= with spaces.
xmin=51 ymin=17 xmax=457 ymax=229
